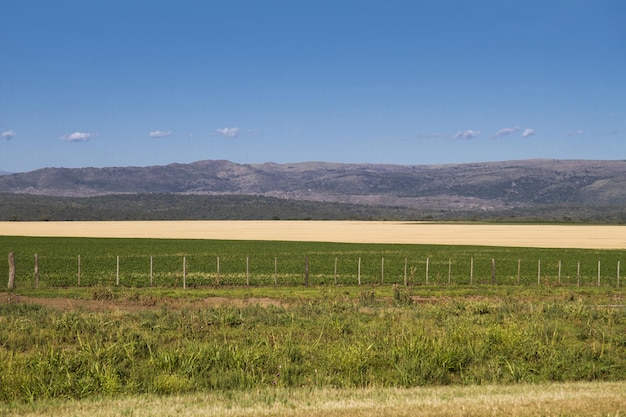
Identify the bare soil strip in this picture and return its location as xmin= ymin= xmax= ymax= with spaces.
xmin=2 ymin=294 xmax=290 ymax=312
xmin=1 ymin=221 xmax=625 ymax=249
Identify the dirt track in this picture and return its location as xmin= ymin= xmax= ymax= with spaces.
xmin=1 ymin=220 xmax=625 ymax=249
xmin=2 ymin=293 xmax=492 ymax=313
xmin=2 ymin=293 xmax=291 ymax=312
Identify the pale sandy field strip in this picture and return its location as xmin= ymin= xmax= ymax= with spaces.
xmin=1 ymin=221 xmax=625 ymax=249
xmin=3 ymin=382 xmax=626 ymax=417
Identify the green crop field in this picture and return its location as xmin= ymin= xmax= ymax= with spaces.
xmin=1 ymin=236 xmax=624 ymax=288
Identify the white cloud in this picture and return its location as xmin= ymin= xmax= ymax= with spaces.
xmin=2 ymin=130 xmax=17 ymax=140
xmin=522 ymin=128 xmax=535 ymax=138
xmin=566 ymin=129 xmax=584 ymax=137
xmin=215 ymin=127 xmax=240 ymax=138
xmin=454 ymin=130 xmax=480 ymax=140
xmin=148 ymin=130 xmax=172 ymax=138
xmin=61 ymin=132 xmax=97 ymax=142
xmin=491 ymin=126 xmax=520 ymax=139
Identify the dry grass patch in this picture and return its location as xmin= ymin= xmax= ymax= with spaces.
xmin=4 ymin=382 xmax=626 ymax=417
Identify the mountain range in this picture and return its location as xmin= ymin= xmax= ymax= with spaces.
xmin=1 ymin=159 xmax=625 ymax=222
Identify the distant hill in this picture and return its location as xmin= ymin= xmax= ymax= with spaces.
xmin=1 ymin=159 xmax=625 ymax=222
xmin=0 ymin=171 xmax=12 ymax=176
xmin=1 ymin=159 xmax=625 ymax=206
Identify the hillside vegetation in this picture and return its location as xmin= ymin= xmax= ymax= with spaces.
xmin=3 ymin=193 xmax=624 ymax=222
xmin=0 ymin=193 xmax=419 ymax=221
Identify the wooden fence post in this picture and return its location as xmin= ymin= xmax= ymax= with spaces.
xmin=358 ymin=257 xmax=361 ymax=285
xmin=425 ymin=258 xmax=429 ymax=285
xmin=597 ymin=260 xmax=601 ymax=287
xmin=216 ymin=256 xmax=220 ymax=286
xmin=577 ymin=260 xmax=581 ymax=286
xmin=116 ymin=256 xmax=120 ymax=286
xmin=77 ymin=255 xmax=81 ymax=286
xmin=618 ymin=261 xmax=621 ymax=287
xmin=448 ymin=258 xmax=452 ymax=284
xmin=150 ymin=256 xmax=153 ymax=287
xmin=558 ymin=260 xmax=562 ymax=285
xmin=274 ymin=257 xmax=278 ymax=286
xmin=404 ymin=258 xmax=408 ymax=286
xmin=470 ymin=258 xmax=473 ymax=285
xmin=183 ymin=256 xmax=187 ymax=289
xmin=491 ymin=258 xmax=496 ymax=285
xmin=537 ymin=259 xmax=541 ymax=286
xmin=334 ymin=257 xmax=338 ymax=285
xmin=34 ymin=254 xmax=39 ymax=289
xmin=304 ymin=256 xmax=309 ymax=286
xmin=517 ymin=259 xmax=521 ymax=285
xmin=7 ymin=252 xmax=15 ymax=290
xmin=246 ymin=256 xmax=250 ymax=286
xmin=381 ymin=257 xmax=384 ymax=285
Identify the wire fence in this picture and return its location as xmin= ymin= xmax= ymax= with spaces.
xmin=4 ymin=252 xmax=622 ymax=289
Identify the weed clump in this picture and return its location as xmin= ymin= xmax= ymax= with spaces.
xmin=92 ymin=286 xmax=114 ymax=301
xmin=358 ymin=290 xmax=377 ymax=306
xmin=393 ymin=284 xmax=413 ymax=306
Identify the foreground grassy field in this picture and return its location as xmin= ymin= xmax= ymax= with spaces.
xmin=1 ymin=287 xmax=625 ymax=410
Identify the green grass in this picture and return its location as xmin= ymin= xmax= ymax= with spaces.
xmin=1 ymin=287 xmax=625 ymax=404
xmin=1 ymin=236 xmax=624 ymax=288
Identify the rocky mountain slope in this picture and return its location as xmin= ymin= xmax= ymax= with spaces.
xmin=1 ymin=159 xmax=625 ymax=212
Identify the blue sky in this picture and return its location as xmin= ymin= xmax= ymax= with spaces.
xmin=1 ymin=0 xmax=624 ymax=172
